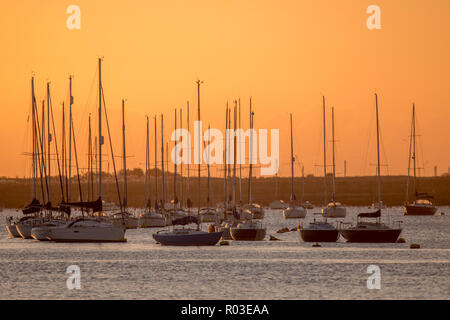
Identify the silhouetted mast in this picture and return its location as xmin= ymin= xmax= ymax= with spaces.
xmin=122 ymin=99 xmax=127 ymax=209
xmin=322 ymin=96 xmax=327 ymax=206
xmin=98 ymin=58 xmax=103 ymax=200
xmin=375 ymin=94 xmax=381 ymax=204
xmin=290 ymin=114 xmax=295 ymax=203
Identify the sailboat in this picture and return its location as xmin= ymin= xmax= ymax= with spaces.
xmin=110 ymin=100 xmax=138 ymax=229
xmin=242 ymin=98 xmax=265 ymax=220
xmin=339 ymin=94 xmax=403 ymax=243
xmin=152 ymin=80 xmax=223 ymax=246
xmin=283 ymin=114 xmax=307 ymax=219
xmin=322 ymin=101 xmax=346 ymax=218
xmin=269 ymin=160 xmax=288 ymax=210
xmin=46 ymin=58 xmax=126 ymax=242
xmin=138 ymin=116 xmax=166 ymax=228
xmin=168 ymin=109 xmax=187 ymax=220
xmin=404 ymin=104 xmax=437 ymax=216
xmin=13 ymin=77 xmax=48 ymax=239
xmin=230 ymin=100 xmax=266 ymax=241
xmin=200 ymin=126 xmax=222 ymax=223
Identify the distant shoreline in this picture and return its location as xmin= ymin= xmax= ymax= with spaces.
xmin=1 ymin=174 xmax=449 ymax=209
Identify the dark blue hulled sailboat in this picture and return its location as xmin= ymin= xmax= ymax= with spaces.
xmin=153 ymin=216 xmax=223 ymax=246
xmin=152 ymin=81 xmax=222 ymax=246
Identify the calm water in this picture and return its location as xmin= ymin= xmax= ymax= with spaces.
xmin=0 ymin=207 xmax=449 ymax=300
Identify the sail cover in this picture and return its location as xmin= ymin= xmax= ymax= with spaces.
xmin=171 ymin=215 xmax=199 ymax=226
xmin=358 ymin=209 xmax=381 ymax=218
xmin=60 ymin=197 xmax=103 ymax=213
xmin=22 ymin=198 xmax=42 ymax=214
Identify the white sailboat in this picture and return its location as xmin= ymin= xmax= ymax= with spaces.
xmin=283 ymin=114 xmax=307 ymax=219
xmin=110 ymin=99 xmax=138 ymax=229
xmin=242 ymin=98 xmax=265 ymax=220
xmin=139 ymin=116 xmax=165 ymax=228
xmin=47 ymin=58 xmax=126 ymax=242
xmin=322 ymin=102 xmax=346 ymax=218
xmin=404 ymin=103 xmax=437 ymax=216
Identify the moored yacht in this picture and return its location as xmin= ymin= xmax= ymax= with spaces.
xmin=404 ymin=194 xmax=437 ymax=216
xmin=6 ymin=217 xmax=21 ymax=238
xmin=299 ymin=217 xmax=339 ymax=242
xmin=404 ymin=104 xmax=437 ymax=216
xmin=111 ymin=211 xmax=139 ymax=229
xmin=243 ymin=203 xmax=265 ymax=220
xmin=31 ymin=218 xmax=68 ymax=241
xmin=269 ymin=200 xmax=288 ymax=210
xmin=283 ymin=114 xmax=307 ymax=220
xmin=138 ymin=209 xmax=166 ymax=228
xmin=230 ymin=220 xmax=266 ymax=241
xmin=152 ymin=81 xmax=222 ymax=246
xmin=322 ymin=105 xmax=346 ymax=218
xmin=322 ymin=201 xmax=346 ymax=218
xmin=283 ymin=205 xmax=307 ymax=219
xmin=339 ymin=209 xmax=402 ymax=243
xmin=47 ymin=218 xmax=126 ymax=242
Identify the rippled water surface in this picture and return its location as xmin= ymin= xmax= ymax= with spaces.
xmin=0 ymin=207 xmax=449 ymax=299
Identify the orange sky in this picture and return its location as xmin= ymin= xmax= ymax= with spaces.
xmin=1 ymin=0 xmax=449 ymax=178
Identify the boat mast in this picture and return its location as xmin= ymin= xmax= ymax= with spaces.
xmin=196 ymin=80 xmax=202 ymax=223
xmin=239 ymin=98 xmax=242 ymax=207
xmin=122 ymin=99 xmax=127 ymax=210
xmin=68 ymin=76 xmax=73 ymax=202
xmin=31 ymin=76 xmax=37 ymax=199
xmin=174 ymin=109 xmax=178 ymax=207
xmin=42 ymin=97 xmax=46 ymax=203
xmin=47 ymin=82 xmax=51 ymax=202
xmin=88 ymin=114 xmax=92 ymax=201
xmin=161 ymin=114 xmax=165 ymax=208
xmin=323 ymin=96 xmax=327 ymax=206
xmin=98 ymin=58 xmax=103 ymax=200
xmin=228 ymin=107 xmax=231 ymax=203
xmin=232 ymin=101 xmax=237 ymax=209
xmin=206 ymin=125 xmax=211 ymax=208
xmin=375 ymin=94 xmax=381 ymax=205
xmin=412 ymin=103 xmax=416 ymax=197
xmin=62 ymin=102 xmax=66 ymax=200
xmin=331 ymin=106 xmax=336 ymax=203
xmin=186 ymin=101 xmax=190 ymax=208
xmin=180 ymin=108 xmax=183 ymax=208
xmin=248 ymin=97 xmax=253 ymax=204
xmin=154 ymin=116 xmax=158 ymax=207
xmin=224 ymin=103 xmax=228 ymax=208
xmin=406 ymin=106 xmax=414 ymax=204
xmin=290 ymin=113 xmax=295 ymax=203
xmin=145 ymin=116 xmax=150 ymax=208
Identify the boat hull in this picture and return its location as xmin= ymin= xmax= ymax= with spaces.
xmin=404 ymin=205 xmax=437 ymax=216
xmin=111 ymin=218 xmax=139 ymax=229
xmin=47 ymin=226 xmax=126 ymax=242
xmin=230 ymin=228 xmax=266 ymax=241
xmin=153 ymin=231 xmax=223 ymax=246
xmin=138 ymin=216 xmax=166 ymax=228
xmin=283 ymin=207 xmax=307 ymax=219
xmin=299 ymin=229 xmax=339 ymax=242
xmin=16 ymin=224 xmax=33 ymax=239
xmin=6 ymin=224 xmax=21 ymax=238
xmin=339 ymin=229 xmax=402 ymax=243
xmin=322 ymin=206 xmax=346 ymax=218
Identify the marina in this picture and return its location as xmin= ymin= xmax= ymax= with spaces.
xmin=1 ymin=206 xmax=449 ymax=299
